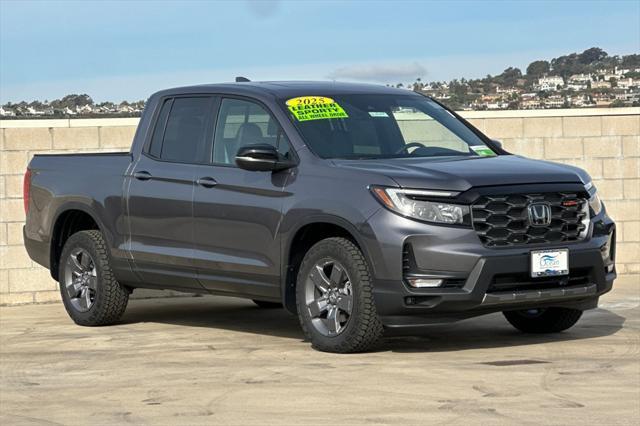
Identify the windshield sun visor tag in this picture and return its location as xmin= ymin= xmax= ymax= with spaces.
xmin=470 ymin=145 xmax=497 ymax=157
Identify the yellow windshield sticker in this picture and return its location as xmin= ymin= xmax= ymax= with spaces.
xmin=470 ymin=145 xmax=496 ymax=157
xmin=286 ymin=96 xmax=348 ymax=122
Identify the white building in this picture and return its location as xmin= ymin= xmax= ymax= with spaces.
xmin=616 ymin=78 xmax=639 ymax=89
xmin=535 ymin=75 xmax=564 ymax=91
xmin=544 ymin=95 xmax=565 ymax=108
xmin=569 ymin=73 xmax=592 ymax=83
xmin=567 ymin=82 xmax=588 ymax=91
xmin=76 ymin=105 xmax=94 ymax=114
xmin=0 ymin=106 xmax=16 ymax=117
xmin=26 ymin=106 xmax=45 ymax=116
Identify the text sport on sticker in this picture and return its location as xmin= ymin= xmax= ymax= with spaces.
xmin=286 ymin=96 xmax=349 ymax=122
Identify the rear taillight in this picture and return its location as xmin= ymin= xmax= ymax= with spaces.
xmin=23 ymin=169 xmax=32 ymax=214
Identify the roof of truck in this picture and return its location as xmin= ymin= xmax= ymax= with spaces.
xmin=154 ymin=81 xmax=419 ymax=99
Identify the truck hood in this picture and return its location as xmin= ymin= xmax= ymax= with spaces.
xmin=332 ymin=155 xmax=590 ymax=191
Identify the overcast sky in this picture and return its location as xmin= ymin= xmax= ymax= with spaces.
xmin=1 ymin=0 xmax=639 ymax=103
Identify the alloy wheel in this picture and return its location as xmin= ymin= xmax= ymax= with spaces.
xmin=63 ymin=248 xmax=97 ymax=312
xmin=304 ymin=258 xmax=353 ymax=336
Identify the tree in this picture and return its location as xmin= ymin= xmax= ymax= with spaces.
xmin=498 ymin=67 xmax=522 ymax=86
xmin=526 ymin=60 xmax=550 ymax=77
xmin=412 ymin=78 xmax=424 ymax=92
xmin=622 ymin=54 xmax=640 ymax=67
xmin=579 ymin=47 xmax=608 ymax=64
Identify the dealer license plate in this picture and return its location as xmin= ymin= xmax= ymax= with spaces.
xmin=531 ymin=249 xmax=569 ymax=278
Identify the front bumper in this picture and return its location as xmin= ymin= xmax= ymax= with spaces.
xmin=362 ymin=205 xmax=616 ymax=328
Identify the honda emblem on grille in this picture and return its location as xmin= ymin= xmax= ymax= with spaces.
xmin=528 ymin=203 xmax=551 ymax=226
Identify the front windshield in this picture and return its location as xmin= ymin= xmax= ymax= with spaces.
xmin=281 ymin=94 xmax=496 ymax=160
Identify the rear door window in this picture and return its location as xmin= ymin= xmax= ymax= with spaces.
xmin=147 ymin=97 xmax=213 ymax=164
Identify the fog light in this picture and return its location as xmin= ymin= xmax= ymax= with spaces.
xmin=407 ymin=278 xmax=443 ymax=288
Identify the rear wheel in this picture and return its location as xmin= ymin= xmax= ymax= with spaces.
xmin=296 ymin=237 xmax=383 ymax=353
xmin=503 ymin=307 xmax=582 ymax=333
xmin=252 ymin=300 xmax=282 ymax=309
xmin=59 ymin=230 xmax=129 ymax=326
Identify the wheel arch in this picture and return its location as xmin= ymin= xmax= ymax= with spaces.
xmin=281 ymin=215 xmax=373 ymax=314
xmin=49 ymin=203 xmax=106 ymax=281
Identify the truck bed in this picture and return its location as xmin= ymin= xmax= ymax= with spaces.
xmin=25 ymin=152 xmax=135 ymax=271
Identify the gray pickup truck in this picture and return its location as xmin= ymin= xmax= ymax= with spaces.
xmin=23 ymin=81 xmax=616 ymax=353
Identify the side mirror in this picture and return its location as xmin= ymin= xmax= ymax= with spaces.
xmin=491 ymin=139 xmax=503 ymax=150
xmin=235 ymin=144 xmax=294 ymax=172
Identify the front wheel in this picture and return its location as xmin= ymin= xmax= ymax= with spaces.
xmin=59 ymin=230 xmax=129 ymax=326
xmin=296 ymin=237 xmax=383 ymax=353
xmin=503 ymin=307 xmax=583 ymax=333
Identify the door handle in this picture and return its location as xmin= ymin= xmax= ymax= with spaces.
xmin=133 ymin=171 xmax=152 ymax=181
xmin=196 ymin=176 xmax=218 ymax=188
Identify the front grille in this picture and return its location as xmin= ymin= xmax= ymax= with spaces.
xmin=472 ymin=192 xmax=588 ymax=247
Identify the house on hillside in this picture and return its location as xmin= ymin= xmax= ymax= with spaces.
xmin=0 ymin=106 xmax=16 ymax=117
xmin=599 ymin=72 xmax=618 ymax=82
xmin=593 ymin=92 xmax=613 ymax=107
xmin=495 ymin=85 xmax=522 ymax=95
xmin=544 ymin=95 xmax=565 ymax=109
xmin=76 ymin=104 xmax=94 ymax=114
xmin=568 ymin=94 xmax=594 ymax=107
xmin=569 ymin=73 xmax=592 ymax=83
xmin=520 ymin=93 xmax=542 ymax=109
xmin=616 ymin=78 xmax=640 ymax=89
xmin=614 ymin=67 xmax=630 ymax=76
xmin=567 ymin=81 xmax=588 ymax=91
xmin=591 ymin=80 xmax=611 ymax=89
xmin=535 ymin=75 xmax=564 ymax=91
xmin=26 ymin=106 xmax=45 ymax=116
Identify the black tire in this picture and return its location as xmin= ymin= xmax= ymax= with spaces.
xmin=503 ymin=307 xmax=583 ymax=333
xmin=296 ymin=237 xmax=383 ymax=353
xmin=252 ymin=300 xmax=282 ymax=309
xmin=58 ymin=230 xmax=129 ymax=326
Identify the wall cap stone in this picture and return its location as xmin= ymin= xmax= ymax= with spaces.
xmin=1 ymin=108 xmax=638 ymax=129
xmin=1 ymin=117 xmax=140 ymax=129
xmin=460 ymin=107 xmax=639 ymax=119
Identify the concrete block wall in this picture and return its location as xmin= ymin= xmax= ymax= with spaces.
xmin=1 ymin=119 xmax=138 ymax=304
xmin=1 ymin=109 xmax=638 ymax=305
xmin=463 ymin=110 xmax=639 ymax=283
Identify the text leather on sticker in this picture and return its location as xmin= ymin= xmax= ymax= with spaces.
xmin=286 ymin=96 xmax=349 ymax=122
xmin=470 ymin=145 xmax=496 ymax=157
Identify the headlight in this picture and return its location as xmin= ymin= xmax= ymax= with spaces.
xmin=589 ymin=192 xmax=603 ymax=216
xmin=370 ymin=186 xmax=470 ymax=225
xmin=585 ymin=182 xmax=603 ymax=216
